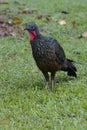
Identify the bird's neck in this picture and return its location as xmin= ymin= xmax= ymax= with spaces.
xmin=29 ymin=31 xmax=37 ymax=41
xmin=29 ymin=28 xmax=40 ymax=41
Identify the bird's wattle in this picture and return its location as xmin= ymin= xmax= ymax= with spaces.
xmin=29 ymin=31 xmax=37 ymax=41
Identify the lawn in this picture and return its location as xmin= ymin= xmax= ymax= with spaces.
xmin=0 ymin=0 xmax=87 ymax=130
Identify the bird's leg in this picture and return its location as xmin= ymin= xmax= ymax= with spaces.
xmin=51 ymin=72 xmax=55 ymax=90
xmin=42 ymin=71 xmax=49 ymax=89
xmin=46 ymin=81 xmax=49 ymax=89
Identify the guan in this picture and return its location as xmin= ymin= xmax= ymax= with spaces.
xmin=24 ymin=22 xmax=77 ymax=90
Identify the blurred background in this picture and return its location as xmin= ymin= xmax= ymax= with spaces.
xmin=0 ymin=0 xmax=87 ymax=129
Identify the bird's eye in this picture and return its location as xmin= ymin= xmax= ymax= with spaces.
xmin=30 ymin=25 xmax=34 ymax=29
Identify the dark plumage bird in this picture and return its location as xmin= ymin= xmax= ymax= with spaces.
xmin=24 ymin=22 xmax=77 ymax=90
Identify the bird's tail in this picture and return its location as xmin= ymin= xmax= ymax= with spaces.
xmin=62 ymin=59 xmax=77 ymax=77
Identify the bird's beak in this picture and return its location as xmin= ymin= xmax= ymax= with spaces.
xmin=24 ymin=26 xmax=30 ymax=30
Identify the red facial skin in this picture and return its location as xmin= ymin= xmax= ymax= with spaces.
xmin=28 ymin=31 xmax=37 ymax=41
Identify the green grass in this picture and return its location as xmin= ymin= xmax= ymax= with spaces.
xmin=0 ymin=0 xmax=87 ymax=129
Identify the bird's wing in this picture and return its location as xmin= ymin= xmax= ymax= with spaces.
xmin=51 ymin=39 xmax=66 ymax=64
xmin=38 ymin=36 xmax=66 ymax=64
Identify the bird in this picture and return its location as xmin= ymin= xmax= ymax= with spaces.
xmin=24 ymin=22 xmax=77 ymax=90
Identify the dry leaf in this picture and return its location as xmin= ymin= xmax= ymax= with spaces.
xmin=22 ymin=8 xmax=29 ymax=14
xmin=79 ymin=31 xmax=87 ymax=38
xmin=0 ymin=2 xmax=8 ymax=4
xmin=46 ymin=15 xmax=52 ymax=21
xmin=10 ymin=32 xmax=16 ymax=37
xmin=37 ymin=15 xmax=43 ymax=19
xmin=59 ymin=20 xmax=66 ymax=25
xmin=22 ymin=8 xmax=37 ymax=14
xmin=12 ymin=17 xmax=21 ymax=24
xmin=82 ymin=32 xmax=87 ymax=37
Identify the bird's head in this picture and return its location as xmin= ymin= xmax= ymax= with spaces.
xmin=24 ymin=22 xmax=39 ymax=41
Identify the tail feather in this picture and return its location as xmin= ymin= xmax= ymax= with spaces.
xmin=67 ymin=59 xmax=77 ymax=72
xmin=67 ymin=67 xmax=77 ymax=77
xmin=62 ymin=59 xmax=77 ymax=77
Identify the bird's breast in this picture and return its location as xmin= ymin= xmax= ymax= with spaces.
xmin=30 ymin=39 xmax=62 ymax=72
xmin=31 ymin=41 xmax=53 ymax=59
